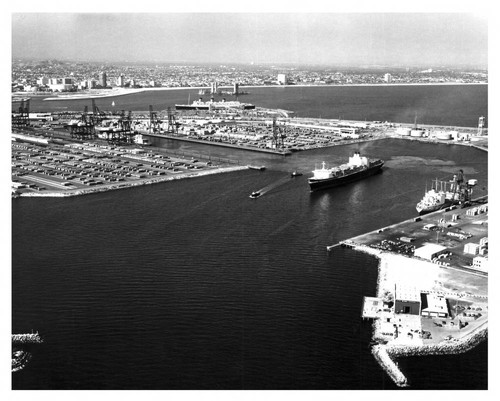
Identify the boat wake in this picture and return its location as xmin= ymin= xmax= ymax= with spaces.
xmin=251 ymin=176 xmax=291 ymax=198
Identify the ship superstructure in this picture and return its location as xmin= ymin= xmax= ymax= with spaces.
xmin=175 ymin=98 xmax=255 ymax=111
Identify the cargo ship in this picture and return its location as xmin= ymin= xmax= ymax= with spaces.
xmin=308 ymin=152 xmax=384 ymax=191
xmin=175 ymin=98 xmax=255 ymax=111
xmin=416 ymin=171 xmax=476 ymax=215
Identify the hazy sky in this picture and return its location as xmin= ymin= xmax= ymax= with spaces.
xmin=11 ymin=13 xmax=488 ymax=67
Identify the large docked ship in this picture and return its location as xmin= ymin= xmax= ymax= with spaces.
xmin=416 ymin=171 xmax=476 ymax=215
xmin=175 ymin=98 xmax=255 ymax=111
xmin=308 ymin=152 xmax=384 ymax=192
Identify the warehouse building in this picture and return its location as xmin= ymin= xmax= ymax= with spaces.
xmin=421 ymin=293 xmax=449 ymax=318
xmin=413 ymin=243 xmax=447 ymax=261
xmin=464 ymin=242 xmax=480 ymax=255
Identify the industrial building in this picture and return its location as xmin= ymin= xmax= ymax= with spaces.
xmin=464 ymin=242 xmax=480 ymax=255
xmin=413 ymin=243 xmax=447 ymax=261
xmin=472 ymin=256 xmax=488 ymax=272
xmin=421 ymin=293 xmax=449 ymax=318
xmin=394 ymin=285 xmax=421 ymax=315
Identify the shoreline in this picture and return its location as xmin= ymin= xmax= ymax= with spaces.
xmin=15 ymin=165 xmax=248 ymax=198
xmin=16 ymin=82 xmax=487 ymax=101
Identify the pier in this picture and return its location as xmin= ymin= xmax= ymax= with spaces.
xmin=142 ymin=132 xmax=292 ymax=155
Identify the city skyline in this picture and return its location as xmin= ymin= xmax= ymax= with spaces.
xmin=11 ymin=13 xmax=488 ymax=68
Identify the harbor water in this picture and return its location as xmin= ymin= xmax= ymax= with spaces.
xmin=27 ymin=84 xmax=487 ymax=128
xmin=13 ymin=86 xmax=488 ymax=389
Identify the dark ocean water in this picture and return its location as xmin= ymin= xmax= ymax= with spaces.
xmin=28 ymin=84 xmax=487 ymax=127
xmin=12 ymin=138 xmax=488 ymax=390
xmin=13 ymin=85 xmax=488 ymax=389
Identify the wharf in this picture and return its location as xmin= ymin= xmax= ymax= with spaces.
xmin=332 ymin=202 xmax=488 ymax=387
xmin=11 ymin=136 xmax=248 ymax=198
xmin=142 ymin=132 xmax=292 ymax=155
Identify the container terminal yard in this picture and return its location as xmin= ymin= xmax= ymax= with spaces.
xmin=11 ymin=137 xmax=248 ymax=197
xmin=13 ymin=98 xmax=488 ymax=158
xmin=11 ymin=98 xmax=487 ymax=197
xmin=328 ymin=200 xmax=488 ymax=387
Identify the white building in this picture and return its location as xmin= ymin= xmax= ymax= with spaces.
xmin=37 ymin=77 xmax=49 ymax=86
xmin=117 ymin=74 xmax=125 ymax=87
xmin=384 ymin=73 xmax=392 ymax=83
xmin=421 ymin=293 xmax=448 ymax=318
xmin=464 ymin=243 xmax=480 ymax=255
xmin=48 ymin=77 xmax=74 ymax=92
xmin=472 ymin=256 xmax=488 ymax=272
xmin=277 ymin=74 xmax=287 ymax=85
xmin=414 ymin=243 xmax=447 ymax=260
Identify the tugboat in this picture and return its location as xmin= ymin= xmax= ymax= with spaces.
xmin=308 ymin=152 xmax=384 ymax=192
xmin=249 ymin=191 xmax=261 ymax=199
xmin=291 ymin=170 xmax=302 ymax=177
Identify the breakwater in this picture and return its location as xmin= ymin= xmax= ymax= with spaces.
xmin=372 ymin=322 xmax=488 ymax=387
xmin=12 ymin=333 xmax=43 ymax=344
xmin=12 ymin=350 xmax=33 ymax=373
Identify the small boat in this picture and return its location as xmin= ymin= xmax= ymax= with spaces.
xmin=249 ymin=191 xmax=261 ymax=199
xmin=291 ymin=171 xmax=302 ymax=177
xmin=248 ymin=165 xmax=266 ymax=171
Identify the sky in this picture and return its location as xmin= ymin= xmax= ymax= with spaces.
xmin=10 ymin=12 xmax=488 ymax=67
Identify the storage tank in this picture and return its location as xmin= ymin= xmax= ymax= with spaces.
xmin=435 ymin=131 xmax=452 ymax=140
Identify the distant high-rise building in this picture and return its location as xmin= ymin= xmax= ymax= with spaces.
xmin=277 ymin=74 xmax=287 ymax=85
xmin=87 ymin=79 xmax=96 ymax=89
xmin=117 ymin=74 xmax=125 ymax=87
xmin=37 ymin=77 xmax=49 ymax=86
xmin=384 ymin=73 xmax=392 ymax=83
xmin=477 ymin=116 xmax=485 ymax=135
xmin=210 ymin=81 xmax=218 ymax=94
xmin=233 ymin=82 xmax=239 ymax=95
xmin=100 ymin=72 xmax=107 ymax=88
